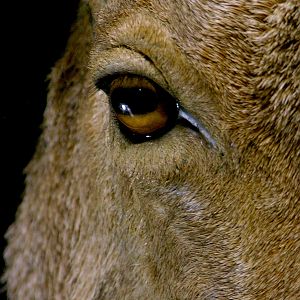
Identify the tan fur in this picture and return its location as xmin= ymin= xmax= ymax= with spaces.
xmin=3 ymin=0 xmax=300 ymax=299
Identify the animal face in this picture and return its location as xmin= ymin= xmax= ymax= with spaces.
xmin=4 ymin=0 xmax=300 ymax=299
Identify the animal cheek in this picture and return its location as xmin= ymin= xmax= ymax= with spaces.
xmin=111 ymin=130 xmax=223 ymax=187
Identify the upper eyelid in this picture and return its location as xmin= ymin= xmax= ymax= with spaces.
xmin=90 ymin=47 xmax=170 ymax=94
xmin=95 ymin=73 xmax=177 ymax=103
xmin=96 ymin=74 xmax=151 ymax=93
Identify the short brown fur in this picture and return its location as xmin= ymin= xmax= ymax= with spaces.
xmin=3 ymin=0 xmax=300 ymax=299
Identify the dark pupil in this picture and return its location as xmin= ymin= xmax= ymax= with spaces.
xmin=111 ymin=87 xmax=158 ymax=115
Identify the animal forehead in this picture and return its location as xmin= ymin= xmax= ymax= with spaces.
xmin=91 ymin=0 xmax=259 ymax=72
xmin=92 ymin=0 xmax=254 ymax=35
xmin=94 ymin=0 xmax=280 ymax=30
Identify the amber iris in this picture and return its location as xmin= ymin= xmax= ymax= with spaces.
xmin=107 ymin=75 xmax=179 ymax=142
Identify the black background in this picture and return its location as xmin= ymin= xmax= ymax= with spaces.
xmin=1 ymin=1 xmax=79 ymax=297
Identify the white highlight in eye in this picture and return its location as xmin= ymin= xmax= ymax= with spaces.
xmin=120 ymin=104 xmax=133 ymax=116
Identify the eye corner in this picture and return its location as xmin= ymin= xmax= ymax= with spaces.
xmin=94 ymin=74 xmax=115 ymax=94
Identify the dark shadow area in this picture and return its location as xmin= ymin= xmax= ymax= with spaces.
xmin=1 ymin=0 xmax=79 ymax=297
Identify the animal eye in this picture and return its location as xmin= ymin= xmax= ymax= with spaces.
xmin=101 ymin=75 xmax=179 ymax=143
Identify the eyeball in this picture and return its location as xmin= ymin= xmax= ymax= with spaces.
xmin=106 ymin=75 xmax=179 ymax=143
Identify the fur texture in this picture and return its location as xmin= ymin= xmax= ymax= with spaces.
xmin=4 ymin=0 xmax=300 ymax=299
